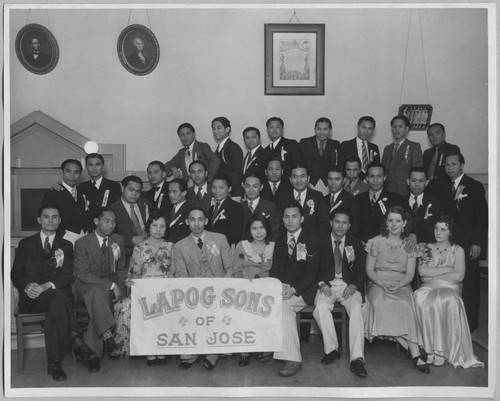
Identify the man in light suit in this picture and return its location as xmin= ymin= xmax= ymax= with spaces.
xmin=261 ymin=158 xmax=291 ymax=205
xmin=109 ymin=175 xmax=150 ymax=267
xmin=265 ymin=117 xmax=301 ymax=177
xmin=313 ymin=209 xmax=367 ymax=377
xmin=165 ymin=122 xmax=220 ymax=185
xmin=343 ymin=157 xmax=369 ymax=196
xmin=186 ymin=161 xmax=212 ymax=214
xmin=299 ymin=117 xmax=341 ymax=195
xmin=339 ymin=116 xmax=380 ymax=180
xmin=268 ymin=202 xmax=320 ymax=377
xmin=166 ymin=178 xmax=190 ymax=243
xmin=242 ymin=126 xmax=272 ymax=181
xmin=173 ymin=207 xmax=233 ymax=370
xmin=74 ymin=207 xmax=127 ymax=367
xmin=145 ymin=160 xmax=172 ymax=217
xmin=381 ymin=115 xmax=423 ymax=196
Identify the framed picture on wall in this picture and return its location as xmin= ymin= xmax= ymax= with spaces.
xmin=265 ymin=23 xmax=325 ymax=95
xmin=398 ymin=104 xmax=433 ymax=131
xmin=117 ymin=24 xmax=159 ymax=76
xmin=15 ymin=24 xmax=59 ymax=75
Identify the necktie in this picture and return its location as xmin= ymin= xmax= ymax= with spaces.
xmin=155 ymin=186 xmax=161 ymax=192
xmin=288 ymin=235 xmax=296 ymax=257
xmin=248 ymin=200 xmax=254 ymax=213
xmin=271 ymin=143 xmax=275 ymax=151
xmin=330 ymin=194 xmax=335 ymax=210
xmin=186 ymin=146 xmax=191 ymax=158
xmin=43 ymin=236 xmax=51 ymax=255
xmin=272 ymin=183 xmax=278 ymax=195
xmin=197 ymin=238 xmax=203 ymax=250
xmin=319 ymin=141 xmax=325 ymax=157
xmin=92 ymin=180 xmax=97 ymax=188
xmin=296 ymin=192 xmax=301 ymax=204
xmin=451 ymin=179 xmax=456 ymax=196
xmin=243 ymin=152 xmax=251 ymax=171
xmin=392 ymin=142 xmax=400 ymax=159
xmin=428 ymin=146 xmax=439 ymax=179
xmin=412 ymin=196 xmax=419 ymax=213
xmin=370 ymin=193 xmax=377 ymax=206
xmin=130 ymin=204 xmax=143 ymax=235
xmin=215 ymin=144 xmax=220 ymax=155
xmin=197 ymin=187 xmax=203 ymax=202
xmin=211 ymin=201 xmax=220 ymax=224
xmin=362 ymin=141 xmax=369 ymax=171
xmin=101 ymin=237 xmax=108 ymax=253
xmin=171 ymin=206 xmax=177 ymax=220
xmin=71 ymin=188 xmax=77 ymax=201
xmin=334 ymin=240 xmax=342 ymax=275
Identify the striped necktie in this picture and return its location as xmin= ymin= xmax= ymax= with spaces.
xmin=288 ymin=235 xmax=296 ymax=257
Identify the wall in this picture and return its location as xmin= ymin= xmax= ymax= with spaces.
xmin=8 ymin=6 xmax=488 ymax=173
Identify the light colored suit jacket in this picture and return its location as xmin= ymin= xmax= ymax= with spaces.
xmin=172 ymin=231 xmax=232 ymax=278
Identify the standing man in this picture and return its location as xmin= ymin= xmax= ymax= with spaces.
xmin=299 ymin=117 xmax=341 ymax=195
xmin=261 ymin=158 xmax=291 ymax=205
xmin=381 ymin=115 xmax=423 ymax=196
xmin=172 ymin=207 xmax=233 ymax=370
xmin=340 ymin=116 xmax=380 ymax=180
xmin=313 ymin=209 xmax=367 ymax=377
xmin=145 ymin=160 xmax=172 ymax=216
xmin=11 ymin=205 xmax=97 ymax=380
xmin=166 ymin=178 xmax=190 ymax=243
xmin=343 ymin=157 xmax=369 ymax=196
xmin=265 ymin=117 xmax=301 ymax=176
xmin=186 ymin=161 xmax=212 ymax=214
xmin=164 ymin=122 xmax=220 ymax=185
xmin=269 ymin=202 xmax=320 ymax=377
xmin=242 ymin=127 xmax=271 ymax=181
xmin=443 ymin=152 xmax=488 ymax=332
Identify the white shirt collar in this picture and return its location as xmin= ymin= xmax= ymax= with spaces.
xmin=369 ymin=189 xmax=383 ymax=200
xmin=90 ymin=176 xmax=103 ymax=189
xmin=247 ymin=196 xmax=260 ymax=206
xmin=173 ymin=199 xmax=187 ymax=213
xmin=217 ymin=136 xmax=230 ymax=150
xmin=452 ymin=174 xmax=465 ymax=188
xmin=94 ymin=231 xmax=108 ymax=247
xmin=409 ymin=193 xmax=424 ymax=206
xmin=288 ymin=227 xmax=302 ymax=242
xmin=249 ymin=145 xmax=261 ymax=158
xmin=192 ymin=231 xmax=206 ymax=244
xmin=331 ymin=234 xmax=346 ymax=248
xmin=293 ymin=188 xmax=307 ymax=204
xmin=271 ymin=136 xmax=282 ymax=148
xmin=40 ymin=232 xmax=56 ymax=247
xmin=62 ymin=181 xmax=77 ymax=194
xmin=330 ymin=189 xmax=342 ymax=201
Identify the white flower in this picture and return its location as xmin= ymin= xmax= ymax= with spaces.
xmin=306 ymin=199 xmax=315 ymax=215
xmin=455 ymin=185 xmax=468 ymax=202
xmin=261 ymin=212 xmax=270 ymax=220
xmin=296 ymin=243 xmax=307 ymax=261
xmin=330 ymin=200 xmax=342 ymax=212
xmin=281 ymin=147 xmax=288 ymax=160
xmin=378 ymin=199 xmax=387 ymax=215
xmin=111 ymin=243 xmax=120 ymax=273
xmin=54 ymin=249 xmax=64 ymax=268
xmin=424 ymin=203 xmax=433 ymax=220
xmin=404 ymin=145 xmax=410 ymax=163
xmin=207 ymin=241 xmax=220 ymax=256
xmin=345 ymin=246 xmax=355 ymax=263
xmin=218 ymin=210 xmax=226 ymax=221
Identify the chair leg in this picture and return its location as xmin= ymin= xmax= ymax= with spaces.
xmin=16 ymin=318 xmax=24 ymax=373
xmin=341 ymin=311 xmax=348 ymax=359
xmin=395 ymin=342 xmax=401 ymax=358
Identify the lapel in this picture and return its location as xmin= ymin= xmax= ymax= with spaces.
xmin=170 ymin=202 xmax=187 ymax=227
xmin=329 ymin=191 xmax=344 ymax=212
xmin=89 ymin=232 xmax=103 ymax=267
xmin=394 ymin=139 xmax=409 ymax=163
xmin=247 ymin=146 xmax=262 ymax=168
xmin=212 ymin=198 xmax=229 ymax=224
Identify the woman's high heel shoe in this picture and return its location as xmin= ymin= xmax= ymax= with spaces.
xmin=413 ymin=356 xmax=430 ymax=373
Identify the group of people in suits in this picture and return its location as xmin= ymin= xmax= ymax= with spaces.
xmin=11 ymin=115 xmax=487 ymax=381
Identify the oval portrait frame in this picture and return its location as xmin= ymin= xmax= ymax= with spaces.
xmin=117 ymin=24 xmax=160 ymax=76
xmin=15 ymin=23 xmax=59 ymax=75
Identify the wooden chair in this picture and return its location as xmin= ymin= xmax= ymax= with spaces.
xmin=14 ymin=312 xmax=47 ymax=373
xmin=296 ymin=304 xmax=349 ymax=358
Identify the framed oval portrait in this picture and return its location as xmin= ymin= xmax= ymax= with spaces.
xmin=15 ymin=24 xmax=59 ymax=75
xmin=117 ymin=24 xmax=159 ymax=76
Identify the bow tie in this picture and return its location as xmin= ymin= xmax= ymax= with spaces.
xmin=33 ymin=51 xmax=39 ymax=54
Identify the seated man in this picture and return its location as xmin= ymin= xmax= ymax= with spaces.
xmin=261 ymin=158 xmax=291 ymax=205
xmin=186 ymin=160 xmax=212 ymax=214
xmin=166 ymin=178 xmax=190 ymax=243
xmin=343 ymin=157 xmax=369 ymax=196
xmin=172 ymin=207 xmax=233 ymax=370
xmin=74 ymin=207 xmax=127 ymax=367
xmin=313 ymin=209 xmax=367 ymax=377
xmin=146 ymin=160 xmax=173 ymax=216
xmin=268 ymin=202 xmax=320 ymax=377
xmin=11 ymin=205 xmax=97 ymax=380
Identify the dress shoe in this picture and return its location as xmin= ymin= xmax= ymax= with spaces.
xmin=146 ymin=356 xmax=157 ymax=366
xmin=74 ymin=343 xmax=97 ymax=362
xmin=157 ymin=356 xmax=167 ymax=365
xmin=178 ymin=357 xmax=200 ymax=370
xmin=202 ymin=358 xmax=217 ymax=370
xmin=238 ymin=355 xmax=250 ymax=367
xmin=321 ymin=349 xmax=341 ymax=365
xmin=256 ymin=352 xmax=273 ymax=363
xmin=104 ymin=337 xmax=121 ymax=358
xmin=350 ymin=358 xmax=367 ymax=377
xmin=47 ymin=361 xmax=67 ymax=381
xmin=279 ymin=361 xmax=302 ymax=377
xmin=88 ymin=357 xmax=101 ymax=373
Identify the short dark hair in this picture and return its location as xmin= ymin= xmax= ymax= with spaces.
xmin=266 ymin=157 xmax=284 ymax=169
xmin=408 ymin=166 xmax=427 ymax=178
xmin=85 ymin=153 xmax=104 ymax=164
xmin=434 ymin=215 xmax=456 ymax=244
xmin=315 ymin=117 xmax=332 ymax=129
xmin=282 ymin=201 xmax=304 ymax=217
xmin=188 ymin=160 xmax=207 ymax=172
xmin=344 ymin=156 xmax=362 ymax=170
xmin=188 ymin=206 xmax=207 ymax=218
xmin=212 ymin=116 xmax=231 ymax=129
xmin=144 ymin=210 xmax=167 ymax=236
xmin=61 ymin=159 xmax=82 ymax=172
xmin=380 ymin=206 xmax=412 ymax=239
xmin=427 ymin=123 xmax=445 ymax=133
xmin=390 ymin=115 xmax=411 ymax=128
xmin=329 ymin=207 xmax=352 ymax=224
xmin=243 ymin=173 xmax=263 ymax=185
xmin=266 ymin=117 xmax=284 ymax=128
xmin=177 ymin=122 xmax=195 ymax=135
xmin=121 ymin=175 xmax=143 ymax=188
xmin=327 ymin=166 xmax=344 ymax=176
xmin=290 ymin=163 xmax=309 ymax=176
xmin=168 ymin=178 xmax=188 ymax=193
xmin=148 ymin=160 xmax=166 ymax=172
xmin=211 ymin=173 xmax=232 ymax=188
xmin=366 ymin=162 xmax=386 ymax=176
xmin=242 ymin=126 xmax=261 ymax=138
xmin=445 ymin=152 xmax=465 ymax=164
xmin=37 ymin=204 xmax=60 ymax=217
xmin=94 ymin=206 xmax=116 ymax=220
xmin=357 ymin=116 xmax=376 ymax=127
xmin=243 ymin=214 xmax=272 ymax=244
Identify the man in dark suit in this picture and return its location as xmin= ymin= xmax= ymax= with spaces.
xmin=265 ymin=117 xmax=301 ymax=176
xmin=74 ymin=207 xmax=127 ymax=364
xmin=12 ymin=205 xmax=97 ymax=380
xmin=324 ymin=167 xmax=360 ymax=236
xmin=42 ymin=159 xmax=90 ymax=244
xmin=356 ymin=163 xmax=402 ymax=243
xmin=269 ymin=202 xmax=320 ymax=377
xmin=261 ymin=158 xmax=291 ymax=205
xmin=339 ymin=116 xmax=380 ymax=180
xmin=313 ymin=209 xmax=367 ymax=377
xmin=212 ymin=117 xmax=244 ymax=197
xmin=443 ymin=152 xmax=488 ymax=332
xmin=241 ymin=174 xmax=281 ymax=241
xmin=186 ymin=161 xmax=212 ymax=214
xmin=207 ymin=174 xmax=244 ymax=246
xmin=145 ymin=160 xmax=173 ymax=216
xmin=165 ymin=122 xmax=220 ymax=185
xmin=166 ymin=178 xmax=191 ymax=243
xmin=381 ymin=115 xmax=423 ymax=196
xmin=299 ymin=117 xmax=340 ymax=195
xmin=24 ymin=37 xmax=50 ymax=68
xmin=242 ymin=126 xmax=271 ymax=181
xmin=125 ymin=37 xmax=150 ymax=69
xmin=109 ymin=176 xmax=151 ymax=266
xmin=343 ymin=157 xmax=369 ymax=196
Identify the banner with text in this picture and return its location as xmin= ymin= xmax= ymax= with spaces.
xmin=130 ymin=277 xmax=283 ymax=355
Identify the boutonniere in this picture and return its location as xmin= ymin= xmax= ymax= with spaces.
xmin=144 ymin=204 xmax=149 ymax=221
xmin=281 ymin=146 xmax=287 ymax=160
xmin=438 ymin=153 xmax=443 ymax=166
xmin=345 ymin=245 xmax=355 ymax=263
xmin=334 ymin=149 xmax=338 ymax=161
xmin=111 ymin=243 xmax=120 ymax=273
xmin=170 ymin=214 xmax=182 ymax=227
xmin=306 ymin=199 xmax=315 ymax=215
xmin=249 ymin=156 xmax=257 ymax=166
xmin=423 ymin=203 xmax=433 ymax=220
xmin=404 ymin=145 xmax=410 ymax=163
xmin=214 ymin=210 xmax=226 ymax=223
xmin=206 ymin=241 xmax=220 ymax=256
xmin=102 ymin=189 xmax=110 ymax=206
xmin=54 ymin=249 xmax=64 ymax=268
xmin=353 ymin=189 xmax=360 ymax=196
xmin=378 ymin=198 xmax=387 ymax=215
xmin=82 ymin=194 xmax=89 ymax=211
xmin=157 ymin=193 xmax=164 ymax=208
xmin=261 ymin=212 xmax=270 ymax=220
xmin=296 ymin=242 xmax=307 ymax=261
xmin=370 ymin=150 xmax=377 ymax=161
xmin=330 ymin=200 xmax=342 ymax=212
xmin=454 ymin=185 xmax=468 ymax=202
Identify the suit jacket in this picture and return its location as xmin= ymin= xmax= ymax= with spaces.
xmin=42 ymin=187 xmax=91 ymax=236
xmin=265 ymin=137 xmax=301 ymax=177
xmin=260 ymin=180 xmax=291 ymax=205
xmin=173 ymin=231 xmax=232 ymax=278
xmin=423 ymin=141 xmax=461 ymax=182
xmin=166 ymin=201 xmax=191 ymax=243
xmin=318 ymin=234 xmax=366 ymax=292
xmin=78 ymin=177 xmax=122 ymax=218
xmin=241 ymin=197 xmax=281 ymax=241
xmin=404 ymin=193 xmax=443 ymax=243
xmin=12 ymin=234 xmax=74 ymax=311
xmin=165 ymin=140 xmax=220 ymax=184
xmin=215 ymin=138 xmax=244 ymax=197
xmin=207 ymin=197 xmax=244 ymax=245
xmin=187 ymin=185 xmax=212 ymax=215
xmin=381 ymin=139 xmax=423 ymax=196
xmin=324 ymin=190 xmax=361 ymax=237
xmin=344 ymin=178 xmax=369 ymax=196
xmin=109 ymin=198 xmax=151 ymax=258
xmin=73 ymin=232 xmax=127 ymax=294
xmin=146 ymin=181 xmax=173 ymax=217
xmin=25 ymin=52 xmax=51 ymax=68
xmin=339 ymin=138 xmax=380 ymax=180
xmin=356 ymin=189 xmax=403 ymax=242
xmin=242 ymin=146 xmax=272 ymax=181
xmin=270 ymin=229 xmax=320 ymax=305
xmin=126 ymin=52 xmax=151 ymax=69
xmin=299 ymin=136 xmax=341 ymax=186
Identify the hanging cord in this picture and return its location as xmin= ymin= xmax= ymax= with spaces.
xmin=146 ymin=9 xmax=152 ymax=30
xmin=44 ymin=9 xmax=52 ymax=31
xmin=287 ymin=9 xmax=301 ymax=24
xmin=25 ymin=9 xmax=30 ymax=25
xmin=127 ymin=9 xmax=133 ymax=26
xmin=399 ymin=9 xmax=412 ymax=105
xmin=418 ymin=10 xmax=430 ymax=104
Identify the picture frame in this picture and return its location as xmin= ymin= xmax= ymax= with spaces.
xmin=117 ymin=24 xmax=160 ymax=76
xmin=398 ymin=104 xmax=433 ymax=131
xmin=265 ymin=23 xmax=325 ymax=96
xmin=15 ymin=23 xmax=59 ymax=75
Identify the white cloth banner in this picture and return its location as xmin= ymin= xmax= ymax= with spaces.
xmin=130 ymin=277 xmax=283 ymax=355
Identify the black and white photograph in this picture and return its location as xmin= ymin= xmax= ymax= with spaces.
xmin=117 ymin=24 xmax=159 ymax=76
xmin=15 ymin=23 xmax=59 ymax=74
